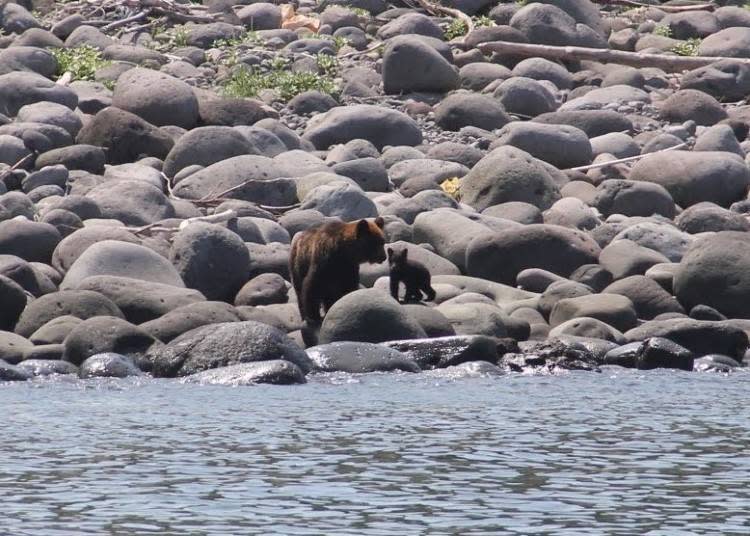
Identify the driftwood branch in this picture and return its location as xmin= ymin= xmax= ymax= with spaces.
xmin=597 ymin=0 xmax=716 ymax=12
xmin=478 ymin=41 xmax=748 ymax=72
xmin=0 ymin=152 xmax=35 ymax=182
xmin=126 ymin=209 xmax=238 ymax=235
xmin=566 ymin=142 xmax=688 ymax=172
xmin=102 ymin=9 xmax=151 ymax=32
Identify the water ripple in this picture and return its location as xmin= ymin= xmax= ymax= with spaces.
xmin=2 ymin=368 xmax=750 ymax=535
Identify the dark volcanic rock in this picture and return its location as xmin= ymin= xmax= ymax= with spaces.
xmin=150 ymin=321 xmax=313 ymax=377
xmin=79 ymin=352 xmax=144 ymax=379
xmin=383 ymin=335 xmax=504 ymax=369
xmin=63 ymin=316 xmax=158 ymax=367
xmin=76 ymin=107 xmax=174 ymax=165
xmin=307 ymin=342 xmax=420 ymax=373
xmin=182 ymin=360 xmax=306 ymax=386
xmin=625 ymin=318 xmax=748 ymax=360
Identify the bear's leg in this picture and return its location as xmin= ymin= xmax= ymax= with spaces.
xmin=301 ymin=271 xmax=323 ymax=325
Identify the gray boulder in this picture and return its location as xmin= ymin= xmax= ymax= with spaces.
xmin=303 ymin=104 xmax=422 ymax=150
xmin=376 ymin=13 xmax=443 ymax=40
xmin=676 ymin=202 xmax=749 ymax=233
xmin=459 ymin=62 xmax=511 ymax=91
xmin=150 ymin=320 xmax=312 ymax=377
xmin=14 ymin=289 xmax=123 ymax=338
xmin=16 ymin=101 xmax=82 ymax=137
xmin=140 ymin=301 xmax=240 ymax=343
xmin=492 ymin=76 xmax=557 ymax=117
xmin=383 ymin=335 xmax=503 ymax=369
xmin=413 ymin=208 xmax=494 ymax=271
xmin=35 ymin=144 xmax=105 ymax=174
xmin=681 ymin=60 xmax=750 ymax=101
xmin=382 ymin=35 xmax=459 ymax=94
xmin=492 ymin=122 xmax=591 ymax=169
xmin=112 ymin=67 xmax=199 ymax=129
xmin=51 ymin=226 xmax=138 ymax=274
xmin=75 ymin=275 xmax=205 ymax=324
xmin=673 ymin=232 xmax=750 ymax=319
xmin=693 ymin=124 xmax=744 ymax=156
xmin=86 ymin=180 xmax=175 ymax=226
xmin=603 ymin=275 xmax=685 ymax=320
xmin=0 ymin=71 xmax=77 ymax=117
xmin=594 ymin=180 xmax=676 ymax=219
xmin=307 ymin=342 xmax=420 ymax=373
xmin=62 ymin=240 xmax=184 ymax=290
xmin=0 ymin=218 xmax=61 ymax=263
xmin=163 ymin=126 xmax=252 ymax=178
xmin=599 ymin=239 xmax=671 ymax=280
xmin=318 ymin=289 xmax=427 ymax=344
xmin=434 ymin=93 xmax=510 ymax=131
xmin=460 ymin=145 xmax=562 ymax=211
xmin=658 ymin=89 xmax=727 ymax=126
xmin=611 ymin=222 xmax=692 ymax=262
xmin=0 ymin=275 xmax=26 ymax=331
xmin=170 ymin=222 xmax=250 ymax=301
xmin=0 ymin=331 xmax=33 ymax=365
xmin=171 ymin=155 xmax=293 ymax=206
xmin=466 ymin=224 xmax=601 ymax=284
xmin=550 ymin=293 xmax=638 ymax=332
xmin=629 ymin=151 xmax=750 ymax=208
xmin=533 ymin=110 xmax=632 ymax=137
xmin=698 ymin=27 xmax=750 ymax=58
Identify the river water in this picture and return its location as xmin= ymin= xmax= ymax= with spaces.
xmin=2 ymin=367 xmax=749 ymax=535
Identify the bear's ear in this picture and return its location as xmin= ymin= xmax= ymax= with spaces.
xmin=374 ymin=216 xmax=385 ymax=229
xmin=399 ymin=248 xmax=408 ymax=261
xmin=387 ymin=247 xmax=394 ymax=258
xmin=356 ymin=219 xmax=369 ymax=235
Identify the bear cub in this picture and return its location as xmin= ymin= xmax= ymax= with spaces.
xmin=388 ymin=247 xmax=436 ymax=303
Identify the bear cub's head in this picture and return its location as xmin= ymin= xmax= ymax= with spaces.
xmin=387 ymin=247 xmax=408 ymax=268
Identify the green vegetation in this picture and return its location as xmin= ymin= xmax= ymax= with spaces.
xmin=222 ymin=54 xmax=339 ymax=101
xmin=444 ymin=15 xmax=495 ymax=40
xmin=653 ymin=24 xmax=672 ymax=37
xmin=444 ymin=18 xmax=468 ymax=40
xmin=51 ymin=45 xmax=111 ymax=82
xmin=332 ymin=35 xmax=349 ymax=51
xmin=671 ymin=38 xmax=701 ymax=56
xmin=351 ymin=7 xmax=371 ymax=18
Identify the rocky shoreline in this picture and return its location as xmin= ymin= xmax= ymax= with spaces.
xmin=1 ymin=0 xmax=750 ymax=385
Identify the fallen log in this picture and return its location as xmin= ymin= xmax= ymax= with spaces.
xmin=478 ymin=41 xmax=750 ymax=72
xmin=597 ymin=0 xmax=716 ymax=12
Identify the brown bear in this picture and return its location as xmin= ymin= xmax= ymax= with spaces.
xmin=387 ymin=247 xmax=436 ymax=303
xmin=289 ymin=217 xmax=386 ymax=329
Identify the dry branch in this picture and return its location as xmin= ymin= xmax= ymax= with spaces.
xmin=478 ymin=41 xmax=749 ymax=72
xmin=566 ymin=142 xmax=688 ymax=172
xmin=597 ymin=0 xmax=716 ymax=12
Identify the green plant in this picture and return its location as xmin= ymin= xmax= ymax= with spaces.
xmin=332 ymin=35 xmax=349 ymax=51
xmin=171 ymin=27 xmax=190 ymax=48
xmin=444 ymin=18 xmax=468 ymax=40
xmin=351 ymin=7 xmax=370 ymax=18
xmin=671 ymin=37 xmax=701 ymax=56
xmin=316 ymin=52 xmax=337 ymax=76
xmin=653 ymin=24 xmax=672 ymax=37
xmin=223 ymin=65 xmax=338 ymax=101
xmin=473 ymin=15 xmax=495 ymax=27
xmin=214 ymin=31 xmax=261 ymax=49
xmin=51 ymin=45 xmax=111 ymax=82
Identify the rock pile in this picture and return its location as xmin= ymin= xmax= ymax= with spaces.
xmin=0 ymin=0 xmax=749 ymax=384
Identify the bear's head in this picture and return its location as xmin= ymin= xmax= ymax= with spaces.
xmin=355 ymin=217 xmax=386 ymax=264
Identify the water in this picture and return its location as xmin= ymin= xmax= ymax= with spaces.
xmin=2 ymin=368 xmax=750 ymax=535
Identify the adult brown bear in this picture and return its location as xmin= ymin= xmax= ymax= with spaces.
xmin=289 ymin=217 xmax=386 ymax=328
